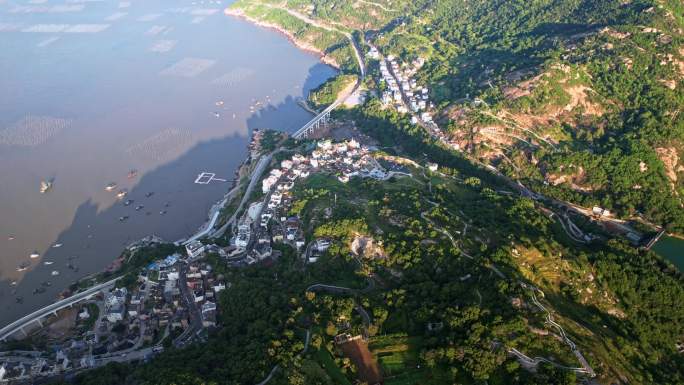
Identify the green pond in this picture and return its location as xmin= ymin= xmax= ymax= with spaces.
xmin=652 ymin=235 xmax=684 ymax=271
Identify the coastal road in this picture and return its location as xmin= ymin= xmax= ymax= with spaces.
xmin=0 ymin=277 xmax=120 ymax=341
xmin=254 ymin=3 xmax=365 ymax=77
xmin=212 ymin=152 xmax=274 ymax=238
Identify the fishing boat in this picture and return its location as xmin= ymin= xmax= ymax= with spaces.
xmin=127 ymin=169 xmax=138 ymax=179
xmin=116 ymin=190 xmax=128 ymax=199
xmin=51 ymin=270 xmax=60 ymax=276
xmin=29 ymin=251 xmax=40 ymax=259
xmin=39 ymin=180 xmax=52 ymax=194
xmin=105 ymin=182 xmax=118 ymax=191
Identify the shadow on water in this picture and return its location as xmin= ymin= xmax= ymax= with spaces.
xmin=0 ymin=62 xmax=337 ymax=328
xmin=245 ymin=63 xmax=335 ymax=132
xmin=0 ymin=132 xmax=248 ymax=327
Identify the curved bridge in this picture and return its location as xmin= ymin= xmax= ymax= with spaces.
xmin=0 ymin=277 xmax=120 ymax=341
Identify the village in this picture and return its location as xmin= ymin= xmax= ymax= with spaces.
xmin=207 ymin=137 xmax=408 ymax=266
xmin=0 ymin=244 xmax=226 ymax=383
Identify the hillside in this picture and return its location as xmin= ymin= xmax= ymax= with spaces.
xmin=59 ymin=140 xmax=684 ymax=385
xmin=228 ymin=0 xmax=684 ymax=233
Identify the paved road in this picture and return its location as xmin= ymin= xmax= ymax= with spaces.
xmin=212 ymin=153 xmax=273 ymax=239
xmin=523 ymin=284 xmax=596 ymax=377
xmin=0 ymin=277 xmax=121 ymax=341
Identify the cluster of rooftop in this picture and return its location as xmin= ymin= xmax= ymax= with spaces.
xmin=0 ymin=246 xmax=227 ymax=383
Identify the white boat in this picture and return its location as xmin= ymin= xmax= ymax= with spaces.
xmin=116 ymin=190 xmax=128 ymax=199
xmin=51 ymin=270 xmax=60 ymax=276
xmin=44 ymin=261 xmax=54 ymax=265
xmin=16 ymin=263 xmax=29 ymax=272
xmin=30 ymin=252 xmax=40 ymax=259
xmin=40 ymin=180 xmax=52 ymax=194
xmin=53 ymin=243 xmax=63 ymax=248
xmin=105 ymin=182 xmax=118 ymax=191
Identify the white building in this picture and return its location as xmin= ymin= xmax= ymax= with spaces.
xmin=236 ymin=224 xmax=251 ymax=248
xmin=105 ymin=288 xmax=127 ymax=308
xmin=281 ymin=159 xmax=293 ymax=169
xmin=262 ymin=175 xmax=279 ymax=193
xmin=185 ymin=240 xmax=206 ymax=260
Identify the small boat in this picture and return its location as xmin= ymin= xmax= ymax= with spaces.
xmin=16 ymin=263 xmax=29 ymax=271
xmin=232 ymin=113 xmax=236 ymax=119
xmin=215 ymin=100 xmax=224 ymax=106
xmin=213 ymin=112 xmax=220 ymax=118
xmin=164 ymin=202 xmax=170 ymax=207
xmin=119 ymin=216 xmax=129 ymax=222
xmin=40 ymin=180 xmax=52 ymax=194
xmin=53 ymin=243 xmax=62 ymax=248
xmin=105 ymin=182 xmax=118 ymax=191
xmin=41 ymin=281 xmax=51 ymax=287
xmin=128 ymin=169 xmax=138 ymax=179
xmin=160 ymin=210 xmax=167 ymax=215
xmin=51 ymin=270 xmax=60 ymax=276
xmin=30 ymin=252 xmax=40 ymax=259
xmin=135 ymin=205 xmax=144 ymax=211
xmin=123 ymin=199 xmax=134 ymax=206
xmin=7 ymin=235 xmax=15 ymax=241
xmin=44 ymin=261 xmax=54 ymax=265
xmin=10 ymin=281 xmax=17 ymax=286
xmin=116 ymin=190 xmax=128 ymax=199
xmin=145 ymin=192 xmax=154 ymax=198
xmin=15 ymin=297 xmax=23 ymax=304
xmin=33 ymin=287 xmax=46 ymax=295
